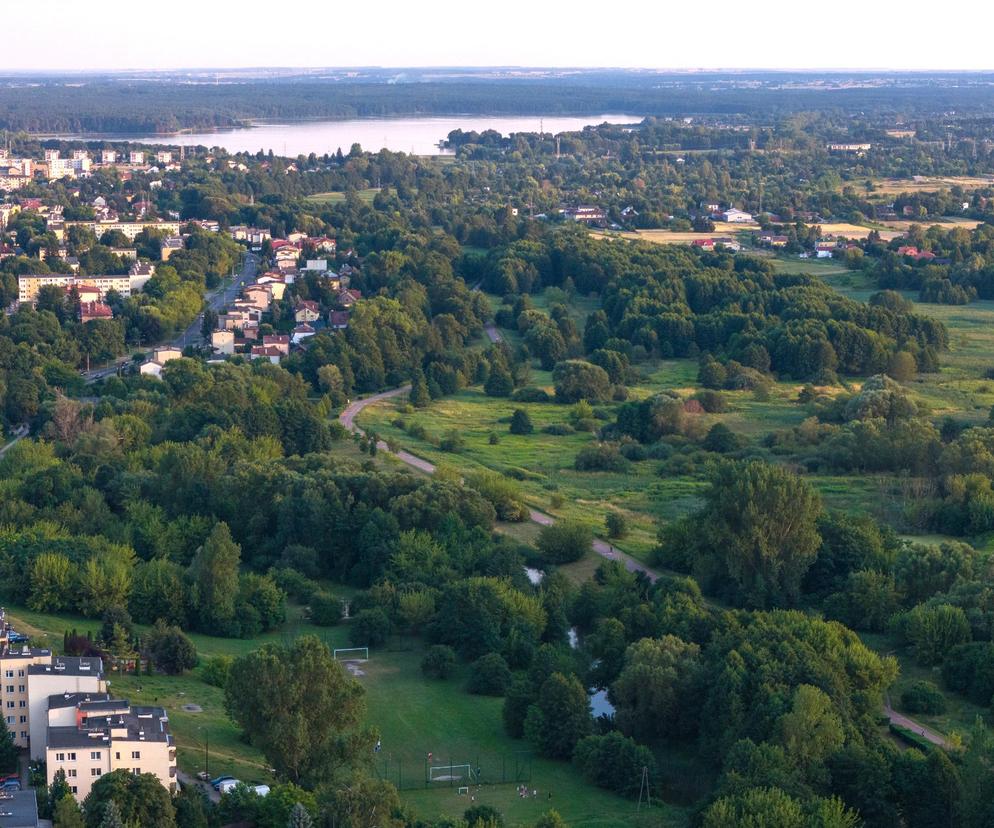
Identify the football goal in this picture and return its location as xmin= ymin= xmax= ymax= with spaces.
xmin=333 ymin=647 xmax=369 ymax=662
xmin=428 ymin=764 xmax=476 ymax=784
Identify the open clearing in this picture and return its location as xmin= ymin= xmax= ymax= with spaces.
xmin=814 ymin=222 xmax=903 ymax=241
xmin=861 ymin=176 xmax=994 ymax=196
xmin=304 ymin=187 xmax=381 ymax=205
xmin=5 ymin=605 xmax=686 ymax=827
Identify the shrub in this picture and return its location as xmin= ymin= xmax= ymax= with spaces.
xmin=440 ymin=430 xmax=465 ymax=452
xmin=467 ymin=653 xmax=512 ymax=696
xmin=464 ymin=804 xmax=505 ymax=828
xmin=693 ymin=390 xmax=728 ymax=413
xmin=537 ymin=521 xmax=592 ymax=564
xmin=605 ymin=512 xmax=628 ymax=539
xmin=574 ymin=444 xmax=628 ymax=472
xmin=269 ymin=566 xmax=317 ymax=601
xmin=421 ymin=645 xmax=457 ymax=679
xmin=146 ymin=620 xmax=198 ymax=675
xmin=200 ymin=655 xmax=233 ymax=689
xmin=309 ymin=591 xmax=342 ymax=626
xmin=512 ymin=387 xmax=551 ymax=403
xmin=351 ymin=608 xmax=391 ymax=648
xmin=900 ymin=680 xmax=947 ymax=715
xmin=509 ymin=409 xmax=534 ymax=435
xmin=702 ymin=423 xmax=742 ymax=454
xmin=543 ymin=423 xmax=575 ymax=436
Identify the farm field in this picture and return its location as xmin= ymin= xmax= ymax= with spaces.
xmin=876 ymin=217 xmax=984 ymax=233
xmin=590 ymin=221 xmax=757 ymax=246
xmin=813 ymin=222 xmax=902 ymax=241
xmin=860 ymin=176 xmax=994 ymax=196
xmin=4 ymin=606 xmax=687 ymax=827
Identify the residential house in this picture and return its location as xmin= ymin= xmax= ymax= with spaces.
xmin=713 ymin=237 xmax=741 ymax=252
xmin=291 ymin=323 xmax=316 ymax=345
xmin=129 ymin=151 xmax=145 ymax=165
xmin=310 ymin=236 xmax=336 ymax=253
xmin=155 ymin=151 xmax=173 ymax=164
xmin=211 ymin=330 xmax=235 ymax=355
xmin=563 ymin=205 xmax=606 ymax=223
xmin=304 ymin=259 xmax=328 ymax=272
xmin=160 ymin=236 xmax=184 ymax=261
xmin=261 ymin=335 xmax=290 ymax=356
xmin=128 ymin=262 xmax=155 ymax=292
xmin=336 ymin=288 xmax=361 ymax=308
xmin=79 ymin=302 xmax=113 ymax=323
xmin=139 ymin=347 xmax=182 ymax=379
xmin=242 ymin=284 xmax=272 ymax=311
xmin=27 ymin=657 xmax=106 ymax=761
xmin=328 ymin=310 xmax=350 ymax=330
xmin=250 ymin=345 xmax=283 ymax=364
xmin=294 ymin=300 xmax=321 ymax=323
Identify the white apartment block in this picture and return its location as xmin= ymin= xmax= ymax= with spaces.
xmin=17 ymin=274 xmax=140 ymax=305
xmin=28 ymin=657 xmax=105 ymax=760
xmin=62 ymin=219 xmax=181 ymax=241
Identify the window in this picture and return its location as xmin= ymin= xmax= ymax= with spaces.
xmin=67 ymin=752 xmax=76 ymax=761
xmin=131 ymin=751 xmax=140 ymax=759
xmin=90 ymin=751 xmax=101 ymax=760
xmin=71 ymin=786 xmax=77 ymax=794
xmin=115 ymin=752 xmax=120 ymax=760
xmin=16 ymin=670 xmax=23 ymax=677
xmin=132 ymin=768 xmax=141 ymax=775
xmin=19 ymin=731 xmax=26 ymax=739
xmin=67 ymin=769 xmax=76 ymax=778
xmin=18 ymin=716 xmax=25 ymax=723
xmin=18 ymin=700 xmax=25 ymax=708
xmin=4 ymin=685 xmax=12 ymax=693
xmin=56 ymin=753 xmax=65 ymax=762
xmin=5 ymin=702 xmax=12 ymax=709
xmin=90 ymin=768 xmax=101 ymax=777
xmin=4 ymin=716 xmax=11 ymax=725
xmin=17 ymin=685 xmax=24 ymax=692
xmin=3 ymin=670 xmax=11 ymax=678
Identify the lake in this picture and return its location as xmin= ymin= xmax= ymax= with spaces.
xmin=97 ymin=114 xmax=640 ymax=157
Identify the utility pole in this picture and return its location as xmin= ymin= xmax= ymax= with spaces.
xmin=636 ymin=765 xmax=651 ymax=815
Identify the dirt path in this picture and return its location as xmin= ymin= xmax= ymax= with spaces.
xmin=339 ymin=389 xmax=658 ymax=582
xmin=884 ymin=694 xmax=949 ymax=748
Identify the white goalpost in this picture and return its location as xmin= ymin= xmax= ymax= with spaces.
xmin=333 ymin=647 xmax=369 ymax=662
xmin=428 ymin=764 xmax=476 ymax=783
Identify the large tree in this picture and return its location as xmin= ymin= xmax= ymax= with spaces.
xmin=225 ymin=635 xmax=369 ymax=786
xmin=83 ymin=770 xmax=176 ymax=828
xmin=186 ymin=521 xmax=241 ymax=633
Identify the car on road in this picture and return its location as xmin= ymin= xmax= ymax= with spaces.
xmin=1 ymin=780 xmax=21 ymax=791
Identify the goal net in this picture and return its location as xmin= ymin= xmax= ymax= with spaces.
xmin=333 ymin=647 xmax=369 ymax=662
xmin=428 ymin=764 xmax=475 ymax=783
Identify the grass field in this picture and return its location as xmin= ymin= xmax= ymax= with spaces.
xmin=591 ymin=222 xmax=757 ymax=247
xmin=304 ymin=187 xmax=381 ymax=205
xmin=860 ymin=176 xmax=994 ymax=196
xmin=4 ymin=606 xmax=686 ymax=827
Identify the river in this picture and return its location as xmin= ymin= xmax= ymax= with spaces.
xmin=65 ymin=114 xmax=640 ymax=157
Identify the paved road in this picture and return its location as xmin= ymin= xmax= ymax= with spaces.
xmin=884 ymin=694 xmax=948 ymax=748
xmin=177 ymin=770 xmax=221 ymax=803
xmin=81 ymin=253 xmax=259 ymax=384
xmin=0 ymin=425 xmax=27 ymax=458
xmin=484 ymin=322 xmax=502 ymax=343
xmin=339 ymin=387 xmax=658 ymax=581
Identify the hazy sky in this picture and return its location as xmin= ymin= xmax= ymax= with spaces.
xmin=8 ymin=1 xmax=994 ymax=71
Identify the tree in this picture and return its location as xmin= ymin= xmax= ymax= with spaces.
xmin=0 ymin=716 xmax=16 ymax=774
xmin=899 ymin=603 xmax=971 ymax=665
xmin=224 ymin=635 xmax=367 ymax=786
xmin=670 ymin=460 xmax=822 ymax=608
xmin=524 ymin=672 xmax=591 ymax=759
xmin=83 ymin=770 xmax=176 ymax=828
xmin=287 ymin=803 xmax=314 ymax=828
xmin=537 ymin=521 xmax=592 ymax=564
xmin=573 ymin=732 xmax=657 ymax=796
xmin=465 ymin=804 xmax=505 ymax=828
xmin=774 ymin=685 xmax=844 ymax=774
xmin=145 ymin=619 xmax=198 ymax=674
xmin=351 ymin=608 xmax=391 ymax=647
xmin=409 ymin=370 xmax=430 ymax=408
xmin=552 ymin=360 xmax=611 ymax=403
xmin=467 ymin=653 xmax=512 ymax=695
xmin=485 ymin=361 xmax=514 ymax=397
xmin=187 ymin=522 xmax=241 ymax=633
xmin=509 ymin=408 xmax=533 ymax=435
xmin=319 ymin=772 xmax=401 ymax=828
xmin=887 ymin=350 xmax=918 ymax=382
xmin=605 ymin=511 xmax=627 ymax=539
xmin=53 ymin=795 xmax=86 ymax=828
xmin=613 ymin=635 xmax=705 ymax=742
xmin=28 ymin=552 xmax=73 ymax=612
xmin=98 ymin=801 xmax=125 ymax=828
xmin=421 ymin=645 xmax=456 ymax=679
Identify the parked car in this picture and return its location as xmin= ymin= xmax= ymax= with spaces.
xmin=1 ymin=780 xmax=21 ymax=791
xmin=217 ymin=779 xmax=241 ymax=794
xmin=251 ymin=785 xmax=270 ymax=797
xmin=196 ymin=771 xmax=210 ymax=782
xmin=210 ymin=775 xmax=234 ymax=790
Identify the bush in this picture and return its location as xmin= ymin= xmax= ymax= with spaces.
xmin=900 ymin=680 xmax=947 ymax=715
xmin=421 ymin=645 xmax=457 ymax=679
xmin=464 ymin=804 xmax=505 ymax=828
xmin=467 ymin=653 xmax=512 ymax=696
xmin=693 ymin=390 xmax=728 ymax=413
xmin=702 ymin=423 xmax=742 ymax=453
xmin=351 ymin=608 xmax=391 ymax=648
xmin=543 ymin=423 xmax=575 ymax=436
xmin=605 ymin=512 xmax=628 ymax=539
xmin=574 ymin=444 xmax=628 ymax=472
xmin=310 ymin=591 xmax=343 ymax=626
xmin=440 ymin=430 xmax=466 ymax=452
xmin=269 ymin=566 xmax=317 ymax=601
xmin=512 ymin=387 xmax=551 ymax=403
xmin=200 ymin=655 xmax=233 ymax=689
xmin=509 ymin=409 xmax=534 ymax=435
xmin=537 ymin=521 xmax=593 ymax=564
xmin=145 ymin=620 xmax=198 ymax=675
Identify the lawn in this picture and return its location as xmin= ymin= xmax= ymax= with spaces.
xmin=4 ymin=606 xmax=687 ymax=827
xmin=304 ymin=187 xmax=381 ymax=205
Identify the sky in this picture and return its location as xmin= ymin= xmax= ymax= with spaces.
xmin=7 ymin=1 xmax=994 ymax=72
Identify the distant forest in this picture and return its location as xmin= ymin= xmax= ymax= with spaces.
xmin=5 ymin=72 xmax=994 ymax=133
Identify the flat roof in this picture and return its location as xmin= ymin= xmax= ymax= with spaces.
xmin=47 ymin=692 xmax=112 ymax=711
xmin=28 ymin=656 xmax=103 ymax=677
xmin=0 ymin=789 xmax=38 ymax=828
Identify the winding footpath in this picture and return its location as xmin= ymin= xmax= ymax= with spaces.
xmin=884 ymin=694 xmax=949 ymax=749
xmin=338 ymin=380 xmax=658 ymax=582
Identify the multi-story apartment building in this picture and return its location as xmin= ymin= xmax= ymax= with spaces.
xmin=45 ymin=694 xmax=176 ymax=801
xmin=28 ymin=657 xmax=105 ymax=760
xmin=62 ymin=219 xmax=181 ymax=241
xmin=0 ymin=647 xmax=51 ymax=749
xmin=17 ymin=274 xmax=136 ymax=305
